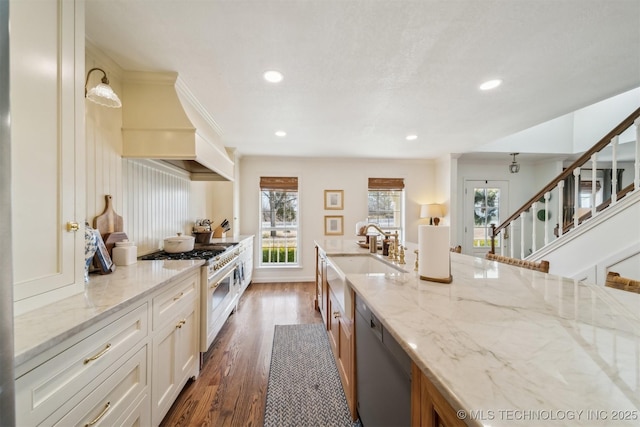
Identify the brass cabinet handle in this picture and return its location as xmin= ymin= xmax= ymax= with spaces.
xmin=173 ymin=292 xmax=184 ymax=301
xmin=84 ymin=343 xmax=111 ymax=364
xmin=333 ymin=311 xmax=340 ymax=318
xmin=66 ymin=221 xmax=79 ymax=232
xmin=176 ymin=319 xmax=186 ymax=329
xmin=85 ymin=401 xmax=111 ymax=426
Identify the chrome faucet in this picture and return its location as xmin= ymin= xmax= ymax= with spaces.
xmin=363 ymin=224 xmax=399 ymax=261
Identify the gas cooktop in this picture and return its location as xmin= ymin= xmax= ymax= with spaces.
xmin=140 ymin=243 xmax=237 ymax=261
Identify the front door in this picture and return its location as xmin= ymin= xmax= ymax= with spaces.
xmin=464 ymin=180 xmax=509 ymax=257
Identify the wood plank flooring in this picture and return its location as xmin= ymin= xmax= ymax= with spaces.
xmin=160 ymin=282 xmax=322 ymax=427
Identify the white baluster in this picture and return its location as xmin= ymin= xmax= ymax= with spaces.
xmin=500 ymin=225 xmax=505 ymax=256
xmin=531 ymin=202 xmax=538 ymax=253
xmin=544 ymin=192 xmax=550 ymax=245
xmin=573 ymin=168 xmax=581 ymax=228
xmin=591 ymin=153 xmax=597 ymax=217
xmin=557 ymin=181 xmax=564 ymax=237
xmin=611 ymin=136 xmax=618 ymax=205
xmin=635 ymin=117 xmax=640 ymax=192
xmin=509 ymin=223 xmax=514 ymax=257
xmin=520 ymin=211 xmax=526 ymax=259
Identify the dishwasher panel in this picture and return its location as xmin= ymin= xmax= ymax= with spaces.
xmin=355 ymin=295 xmax=411 ymax=426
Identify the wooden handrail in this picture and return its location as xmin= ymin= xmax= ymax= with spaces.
xmin=491 ymin=107 xmax=640 ymax=253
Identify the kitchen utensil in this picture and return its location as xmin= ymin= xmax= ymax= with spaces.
xmin=194 ymin=231 xmax=213 ymax=244
xmin=93 ymin=195 xmax=123 ymax=237
xmin=164 ymin=233 xmax=195 ymax=253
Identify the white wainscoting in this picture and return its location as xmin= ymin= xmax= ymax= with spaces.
xmin=123 ymin=159 xmax=192 ymax=255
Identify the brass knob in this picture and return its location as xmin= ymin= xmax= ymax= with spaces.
xmin=66 ymin=221 xmax=79 ymax=232
xmin=333 ymin=311 xmax=340 ymax=318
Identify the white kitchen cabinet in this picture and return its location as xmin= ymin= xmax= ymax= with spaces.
xmin=10 ymin=0 xmax=86 ymax=315
xmin=47 ymin=345 xmax=149 ymax=427
xmin=15 ymin=302 xmax=149 ymax=426
xmin=151 ymin=271 xmax=200 ymax=426
xmin=239 ymin=236 xmax=254 ymax=291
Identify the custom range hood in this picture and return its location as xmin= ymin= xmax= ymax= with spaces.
xmin=121 ymin=71 xmax=233 ymax=181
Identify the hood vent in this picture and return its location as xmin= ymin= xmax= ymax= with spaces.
xmin=121 ymin=71 xmax=233 ymax=181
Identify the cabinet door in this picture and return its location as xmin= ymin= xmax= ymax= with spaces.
xmin=152 ymin=321 xmax=179 ymax=425
xmin=152 ymin=304 xmax=199 ymax=426
xmin=10 ymin=0 xmax=85 ymax=314
xmin=175 ymin=306 xmax=198 ymax=385
xmin=327 ymin=291 xmax=340 ymax=356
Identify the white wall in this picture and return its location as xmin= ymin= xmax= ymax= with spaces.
xmin=474 ymin=87 xmax=640 ymax=155
xmin=239 ymin=156 xmax=435 ymax=282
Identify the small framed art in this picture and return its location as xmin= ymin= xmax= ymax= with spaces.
xmin=324 ymin=215 xmax=344 ymax=236
xmin=324 ymin=190 xmax=344 ymax=210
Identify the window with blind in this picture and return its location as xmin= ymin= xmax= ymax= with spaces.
xmin=260 ymin=177 xmax=299 ymax=266
xmin=367 ymin=178 xmax=405 ymax=242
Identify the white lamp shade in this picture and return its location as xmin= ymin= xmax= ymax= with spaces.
xmin=86 ymin=83 xmax=122 ymax=108
xmin=420 ymin=204 xmax=444 ymax=219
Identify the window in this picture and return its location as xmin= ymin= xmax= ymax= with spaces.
xmin=367 ymin=178 xmax=405 ymax=242
xmin=259 ymin=177 xmax=299 ymax=266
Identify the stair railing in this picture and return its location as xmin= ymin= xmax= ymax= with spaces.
xmin=490 ymin=107 xmax=640 ymax=258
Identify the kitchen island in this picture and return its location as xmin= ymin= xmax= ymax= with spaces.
xmin=316 ymin=239 xmax=640 ymax=426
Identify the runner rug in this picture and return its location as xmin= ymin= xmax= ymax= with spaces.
xmin=263 ymin=323 xmax=358 ymax=427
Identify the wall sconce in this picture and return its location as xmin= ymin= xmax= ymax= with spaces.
xmin=509 ymin=152 xmax=520 ymax=174
xmin=84 ymin=67 xmax=122 ymax=108
xmin=420 ymin=203 xmax=444 ymax=226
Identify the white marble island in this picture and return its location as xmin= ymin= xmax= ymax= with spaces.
xmin=317 ymin=239 xmax=640 ymax=426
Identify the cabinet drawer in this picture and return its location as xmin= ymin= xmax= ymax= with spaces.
xmin=152 ymin=272 xmax=198 ymax=329
xmin=16 ymin=303 xmax=148 ymax=426
xmin=47 ymin=345 xmax=148 ymax=427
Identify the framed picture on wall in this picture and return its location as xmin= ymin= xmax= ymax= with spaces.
xmin=324 ymin=215 xmax=344 ymax=235
xmin=324 ymin=190 xmax=344 ymax=210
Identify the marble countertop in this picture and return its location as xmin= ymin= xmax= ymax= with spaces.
xmin=317 ymin=239 xmax=640 ymax=426
xmin=13 ymin=260 xmax=203 ymax=366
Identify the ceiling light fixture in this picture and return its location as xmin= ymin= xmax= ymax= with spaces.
xmin=263 ymin=70 xmax=283 ymax=83
xmin=275 ymin=130 xmax=287 ymax=137
xmin=479 ymin=79 xmax=502 ymax=91
xmin=406 ymin=134 xmax=418 ymax=141
xmin=84 ymin=67 xmax=122 ymax=108
xmin=509 ymin=152 xmax=520 ymax=173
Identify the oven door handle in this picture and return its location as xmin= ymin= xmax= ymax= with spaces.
xmin=210 ymin=267 xmax=235 ymax=289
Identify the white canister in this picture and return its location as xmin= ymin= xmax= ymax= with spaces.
xmin=113 ymin=240 xmax=137 ymax=266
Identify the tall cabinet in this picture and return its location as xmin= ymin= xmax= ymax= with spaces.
xmin=10 ymin=0 xmax=85 ymax=315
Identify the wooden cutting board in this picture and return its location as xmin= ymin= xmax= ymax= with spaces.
xmin=93 ymin=195 xmax=123 ymax=237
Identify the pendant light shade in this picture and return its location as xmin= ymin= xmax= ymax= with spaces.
xmin=509 ymin=153 xmax=520 ymax=174
xmin=85 ymin=67 xmax=121 ymax=108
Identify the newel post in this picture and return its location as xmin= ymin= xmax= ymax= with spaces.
xmin=490 ymin=224 xmax=496 ymax=254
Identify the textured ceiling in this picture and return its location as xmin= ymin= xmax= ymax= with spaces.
xmin=85 ymin=0 xmax=640 ymax=160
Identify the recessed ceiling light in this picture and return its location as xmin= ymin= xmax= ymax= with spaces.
xmin=406 ymin=134 xmax=418 ymax=141
xmin=264 ymin=70 xmax=283 ymax=83
xmin=479 ymin=79 xmax=502 ymax=91
xmin=275 ymin=130 xmax=287 ymax=137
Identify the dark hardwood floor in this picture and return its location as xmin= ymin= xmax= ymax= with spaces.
xmin=160 ymin=281 xmax=322 ymax=427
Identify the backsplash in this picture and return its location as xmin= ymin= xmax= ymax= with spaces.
xmin=123 ymin=159 xmax=191 ymax=255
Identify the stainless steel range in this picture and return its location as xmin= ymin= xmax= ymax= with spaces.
xmin=140 ymin=242 xmax=241 ymax=358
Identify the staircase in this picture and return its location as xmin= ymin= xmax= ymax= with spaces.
xmin=490 ymin=107 xmax=640 ymax=284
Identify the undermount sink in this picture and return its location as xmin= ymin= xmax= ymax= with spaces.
xmin=329 ymin=254 xmax=408 ymax=275
xmin=326 ymin=255 xmax=408 ymax=319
